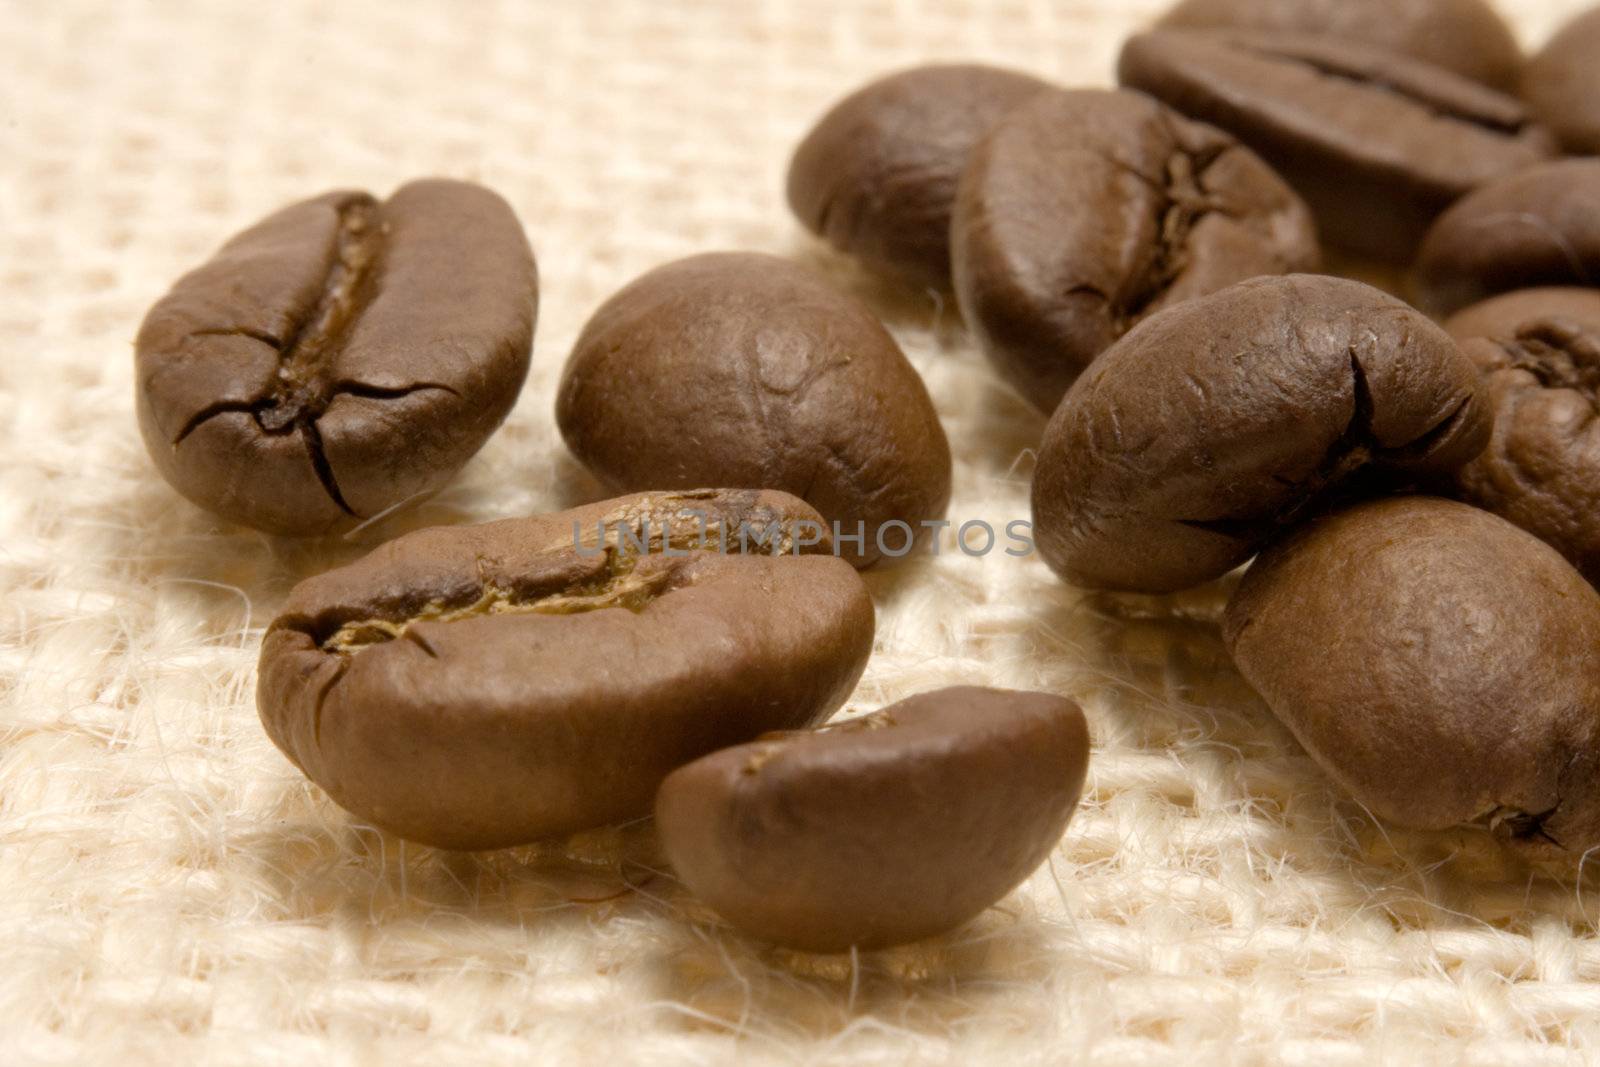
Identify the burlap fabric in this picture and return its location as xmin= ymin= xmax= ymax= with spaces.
xmin=4 ymin=1 xmax=1599 ymax=1063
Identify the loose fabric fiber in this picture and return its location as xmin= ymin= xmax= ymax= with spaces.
xmin=5 ymin=1 xmax=1600 ymax=1064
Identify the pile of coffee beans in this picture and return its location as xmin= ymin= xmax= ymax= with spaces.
xmin=131 ymin=0 xmax=1600 ymax=953
xmin=788 ymin=0 xmax=1600 ymax=865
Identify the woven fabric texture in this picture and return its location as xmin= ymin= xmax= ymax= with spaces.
xmin=5 ymin=1 xmax=1600 ymax=1063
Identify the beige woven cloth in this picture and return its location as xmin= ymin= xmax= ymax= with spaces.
xmin=6 ymin=1 xmax=1600 ymax=1063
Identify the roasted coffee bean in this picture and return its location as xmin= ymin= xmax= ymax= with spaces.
xmin=256 ymin=490 xmax=875 ymax=850
xmin=1525 ymin=6 xmax=1600 ymax=154
xmin=1156 ymin=0 xmax=1523 ymax=91
xmin=1446 ymin=288 xmax=1600 ymax=585
xmin=1223 ymin=497 xmax=1600 ymax=858
xmin=655 ymin=686 xmax=1089 ymax=952
xmin=1447 ymin=287 xmax=1600 ymax=346
xmin=1031 ymin=275 xmax=1489 ymax=593
xmin=951 ymin=88 xmax=1319 ymax=413
xmin=1415 ymin=160 xmax=1600 ymax=314
xmin=136 ymin=179 xmax=537 ymax=535
xmin=1118 ymin=31 xmax=1558 ymax=262
xmin=556 ymin=253 xmax=951 ymax=567
xmin=786 ymin=64 xmax=1052 ymax=291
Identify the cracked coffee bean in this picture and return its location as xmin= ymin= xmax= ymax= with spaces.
xmin=786 ymin=64 xmax=1051 ymax=291
xmin=1224 ymin=496 xmax=1600 ymax=859
xmin=556 ymin=253 xmax=952 ymax=568
xmin=951 ymin=88 xmax=1320 ymax=413
xmin=1155 ymin=0 xmax=1523 ymax=91
xmin=136 ymin=179 xmax=537 ymax=536
xmin=1031 ymin=275 xmax=1489 ymax=593
xmin=1445 ymin=288 xmax=1600 ymax=585
xmin=1415 ymin=160 xmax=1600 ymax=315
xmin=1118 ymin=31 xmax=1558 ymax=262
xmin=256 ymin=489 xmax=875 ymax=850
xmin=655 ymin=686 xmax=1089 ymax=952
xmin=1525 ymin=6 xmax=1600 ymax=154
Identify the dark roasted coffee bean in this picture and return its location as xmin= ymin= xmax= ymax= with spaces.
xmin=1415 ymin=160 xmax=1600 ymax=314
xmin=136 ymin=180 xmax=537 ymax=536
xmin=1224 ymin=496 xmax=1600 ymax=859
xmin=1445 ymin=288 xmax=1600 ymax=585
xmin=556 ymin=253 xmax=951 ymax=567
xmin=786 ymin=64 xmax=1051 ymax=291
xmin=1525 ymin=6 xmax=1600 ymax=154
xmin=655 ymin=686 xmax=1089 ymax=952
xmin=256 ymin=490 xmax=875 ymax=850
xmin=1031 ymin=275 xmax=1489 ymax=593
xmin=951 ymin=88 xmax=1319 ymax=413
xmin=1157 ymin=0 xmax=1523 ymax=91
xmin=1118 ymin=31 xmax=1558 ymax=262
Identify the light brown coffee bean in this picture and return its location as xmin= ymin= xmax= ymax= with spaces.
xmin=655 ymin=686 xmax=1089 ymax=952
xmin=257 ymin=490 xmax=875 ymax=850
xmin=1224 ymin=497 xmax=1600 ymax=858
xmin=556 ymin=252 xmax=951 ymax=567
xmin=136 ymin=179 xmax=537 ymax=535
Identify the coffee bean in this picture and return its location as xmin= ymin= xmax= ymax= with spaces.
xmin=951 ymin=88 xmax=1319 ymax=413
xmin=256 ymin=489 xmax=875 ymax=850
xmin=1156 ymin=0 xmax=1523 ymax=91
xmin=1446 ymin=286 xmax=1600 ymax=344
xmin=654 ymin=686 xmax=1089 ymax=952
xmin=1031 ymin=275 xmax=1489 ymax=593
xmin=136 ymin=180 xmax=537 ymax=535
xmin=1118 ymin=31 xmax=1558 ymax=262
xmin=786 ymin=64 xmax=1052 ymax=291
xmin=1445 ymin=288 xmax=1600 ymax=585
xmin=1223 ymin=496 xmax=1600 ymax=858
xmin=1525 ymin=6 xmax=1600 ymax=154
xmin=556 ymin=253 xmax=951 ymax=567
xmin=1415 ymin=160 xmax=1600 ymax=314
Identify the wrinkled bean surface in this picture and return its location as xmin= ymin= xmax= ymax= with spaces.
xmin=1448 ymin=288 xmax=1600 ymax=586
